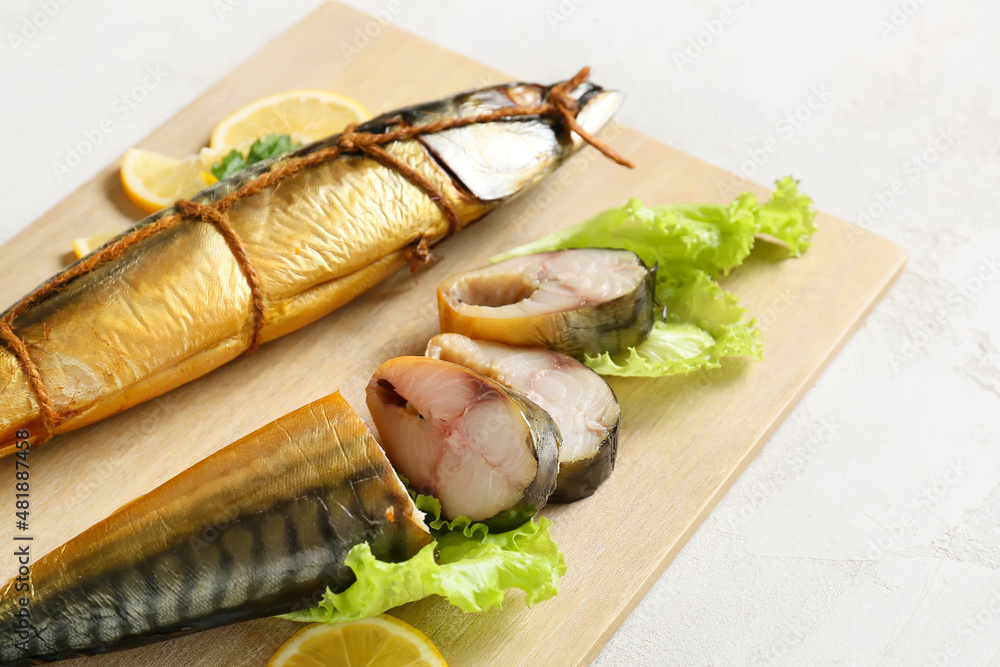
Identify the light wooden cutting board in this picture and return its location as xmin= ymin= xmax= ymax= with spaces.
xmin=0 ymin=3 xmax=906 ymax=665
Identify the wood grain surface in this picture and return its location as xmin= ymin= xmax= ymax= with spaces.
xmin=0 ymin=3 xmax=906 ymax=665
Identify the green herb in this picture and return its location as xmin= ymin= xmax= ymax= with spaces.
xmin=210 ymin=133 xmax=299 ymax=181
xmin=492 ymin=177 xmax=818 ymax=377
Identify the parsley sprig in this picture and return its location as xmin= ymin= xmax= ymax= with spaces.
xmin=211 ymin=133 xmax=300 ymax=181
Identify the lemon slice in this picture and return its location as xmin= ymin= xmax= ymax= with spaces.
xmin=120 ymin=148 xmax=223 ymax=214
xmin=210 ymin=90 xmax=371 ymax=151
xmin=267 ymin=616 xmax=447 ymax=667
xmin=72 ymin=230 xmax=124 ymax=259
xmin=119 ymin=90 xmax=368 ymax=214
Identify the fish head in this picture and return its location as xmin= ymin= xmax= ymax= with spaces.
xmin=563 ymin=81 xmax=624 ymax=149
xmin=413 ymin=79 xmax=623 ymax=202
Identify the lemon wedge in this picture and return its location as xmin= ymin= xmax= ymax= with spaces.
xmin=119 ymin=148 xmax=224 ymax=214
xmin=71 ymin=230 xmax=123 ymax=259
xmin=267 ymin=616 xmax=446 ymax=667
xmin=119 ymin=90 xmax=368 ymax=214
xmin=210 ymin=89 xmax=370 ymax=151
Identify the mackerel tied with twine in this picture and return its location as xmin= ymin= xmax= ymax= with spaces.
xmin=0 ymin=67 xmax=632 ymax=443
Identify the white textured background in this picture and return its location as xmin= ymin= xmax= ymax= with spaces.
xmin=2 ymin=1 xmax=999 ymax=665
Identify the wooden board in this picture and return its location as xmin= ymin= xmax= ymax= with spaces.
xmin=0 ymin=3 xmax=906 ymax=665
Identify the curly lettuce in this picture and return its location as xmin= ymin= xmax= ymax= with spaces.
xmin=493 ymin=177 xmax=816 ymax=377
xmin=585 ymin=270 xmax=762 ymax=376
xmin=281 ymin=494 xmax=565 ymax=624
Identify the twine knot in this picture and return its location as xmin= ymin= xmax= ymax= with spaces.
xmin=336 ymin=124 xmax=360 ymax=152
xmin=544 ymin=67 xmax=634 ymax=169
xmin=547 ymin=67 xmax=586 ymax=116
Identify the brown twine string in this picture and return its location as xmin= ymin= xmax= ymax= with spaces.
xmin=175 ymin=198 xmax=267 ymax=353
xmin=0 ymin=67 xmax=631 ymax=441
xmin=0 ymin=321 xmax=58 ymax=435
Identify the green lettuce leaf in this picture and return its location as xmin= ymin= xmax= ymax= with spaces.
xmin=493 ymin=176 xmax=815 ymax=272
xmin=584 ymin=270 xmax=762 ymax=376
xmin=280 ymin=494 xmax=565 ymax=624
xmin=492 ymin=192 xmax=753 ymax=276
xmin=753 ymin=176 xmax=818 ymax=257
xmin=492 ymin=177 xmax=814 ymax=377
xmin=412 ymin=492 xmax=491 ymax=540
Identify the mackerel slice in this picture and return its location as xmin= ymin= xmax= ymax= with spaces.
xmin=436 ymin=248 xmax=655 ymax=358
xmin=367 ymin=356 xmax=560 ymax=531
xmin=427 ymin=333 xmax=619 ymax=502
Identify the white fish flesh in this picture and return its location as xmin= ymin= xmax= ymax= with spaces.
xmin=366 ymin=356 xmax=560 ymax=530
xmin=426 ymin=333 xmax=619 ymax=502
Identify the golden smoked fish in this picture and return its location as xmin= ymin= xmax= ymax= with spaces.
xmin=0 ymin=72 xmax=625 ymax=455
xmin=0 ymin=392 xmax=432 ymax=664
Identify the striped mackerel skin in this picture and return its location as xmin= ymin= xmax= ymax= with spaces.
xmin=0 ymin=392 xmax=431 ymax=664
